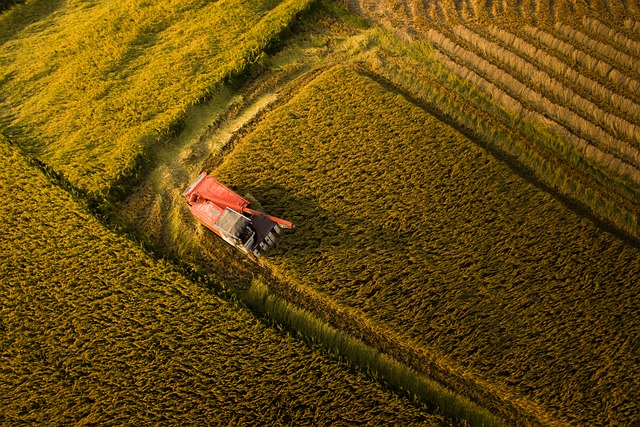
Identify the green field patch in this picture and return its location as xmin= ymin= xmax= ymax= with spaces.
xmin=0 ymin=136 xmax=457 ymax=425
xmin=0 ymin=0 xmax=314 ymax=196
xmin=214 ymin=65 xmax=640 ymax=426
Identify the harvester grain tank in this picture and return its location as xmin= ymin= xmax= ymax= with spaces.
xmin=182 ymin=172 xmax=293 ymax=258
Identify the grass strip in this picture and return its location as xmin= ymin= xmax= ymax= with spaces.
xmin=245 ymin=280 xmax=507 ymax=427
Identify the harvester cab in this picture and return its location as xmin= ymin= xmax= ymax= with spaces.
xmin=182 ymin=172 xmax=293 ymax=258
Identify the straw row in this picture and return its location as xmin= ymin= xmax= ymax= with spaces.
xmin=522 ymin=26 xmax=640 ymax=99
xmin=426 ymin=43 xmax=640 ymax=184
xmin=451 ymin=25 xmax=640 ymax=151
xmin=580 ymin=17 xmax=640 ymax=58
xmin=427 ymin=28 xmax=640 ymax=171
xmin=553 ymin=21 xmax=640 ymax=77
xmin=484 ymin=24 xmax=640 ymax=124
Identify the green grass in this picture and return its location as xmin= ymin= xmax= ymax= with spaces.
xmin=214 ymin=65 xmax=640 ymax=426
xmin=0 ymin=0 xmax=315 ymax=197
xmin=0 ymin=134 xmax=458 ymax=426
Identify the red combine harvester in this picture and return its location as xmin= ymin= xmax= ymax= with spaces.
xmin=182 ymin=172 xmax=293 ymax=258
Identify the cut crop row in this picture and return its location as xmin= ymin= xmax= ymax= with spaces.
xmin=425 ymin=44 xmax=640 ymax=186
xmin=450 ymin=25 xmax=640 ymax=153
xmin=521 ymin=25 xmax=640 ymax=99
xmin=426 ymin=28 xmax=640 ymax=176
xmin=357 ymin=0 xmax=640 ymax=29
xmin=479 ymin=24 xmax=640 ymax=127
xmin=552 ymin=21 xmax=640 ymax=79
xmin=625 ymin=18 xmax=640 ymax=37
xmin=578 ymin=17 xmax=640 ymax=58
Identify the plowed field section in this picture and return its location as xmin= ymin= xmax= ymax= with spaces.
xmin=214 ymin=65 xmax=640 ymax=426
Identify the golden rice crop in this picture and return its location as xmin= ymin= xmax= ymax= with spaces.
xmin=0 ymin=0 xmax=314 ymax=196
xmin=0 ymin=136 xmax=455 ymax=426
xmin=214 ymin=65 xmax=640 ymax=426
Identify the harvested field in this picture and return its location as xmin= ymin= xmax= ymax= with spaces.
xmin=214 ymin=65 xmax=640 ymax=426
xmin=343 ymin=0 xmax=640 ymax=242
xmin=0 ymin=137 xmax=455 ymax=426
xmin=3 ymin=1 xmax=639 ymax=426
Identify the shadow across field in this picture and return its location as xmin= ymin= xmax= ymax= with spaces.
xmin=355 ymin=65 xmax=640 ymax=249
xmin=0 ymin=0 xmax=65 ymax=47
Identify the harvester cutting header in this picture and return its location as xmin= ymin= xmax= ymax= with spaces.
xmin=182 ymin=172 xmax=293 ymax=258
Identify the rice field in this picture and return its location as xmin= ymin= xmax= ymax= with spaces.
xmin=0 ymin=0 xmax=314 ymax=196
xmin=0 ymin=136 xmax=457 ymax=426
xmin=3 ymin=1 xmax=640 ymax=425
xmin=214 ymin=65 xmax=640 ymax=426
xmin=343 ymin=0 xmax=640 ymax=242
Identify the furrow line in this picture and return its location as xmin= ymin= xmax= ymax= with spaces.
xmin=451 ymin=24 xmax=640 ymax=151
xmin=426 ymin=28 xmax=640 ymax=174
xmin=425 ymin=43 xmax=640 ymax=185
xmin=552 ymin=21 xmax=640 ymax=80
xmin=579 ymin=16 xmax=640 ymax=58
xmin=522 ymin=25 xmax=640 ymax=102
xmin=477 ymin=23 xmax=640 ymax=126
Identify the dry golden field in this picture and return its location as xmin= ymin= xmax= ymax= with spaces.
xmin=2 ymin=0 xmax=639 ymax=425
xmin=214 ymin=65 xmax=640 ymax=426
xmin=0 ymin=0 xmax=315 ymax=196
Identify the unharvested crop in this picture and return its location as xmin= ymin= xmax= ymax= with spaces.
xmin=214 ymin=65 xmax=640 ymax=426
xmin=0 ymin=137 xmax=455 ymax=426
xmin=0 ymin=0 xmax=314 ymax=196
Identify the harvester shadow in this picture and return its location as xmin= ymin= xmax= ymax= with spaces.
xmin=226 ymin=183 xmax=343 ymax=262
xmin=235 ymin=182 xmax=417 ymax=297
